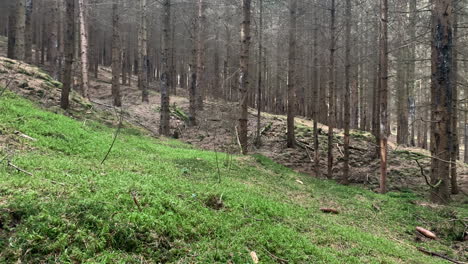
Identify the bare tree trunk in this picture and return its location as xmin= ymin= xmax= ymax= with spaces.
xmin=60 ymin=0 xmax=75 ymax=110
xmin=287 ymin=0 xmax=297 ymax=148
xmin=7 ymin=1 xmax=17 ymax=59
xmin=139 ymin=0 xmax=149 ymax=103
xmin=327 ymin=0 xmax=336 ymax=179
xmin=379 ymin=0 xmax=389 ymax=194
xmin=343 ymin=0 xmax=351 ymax=184
xmin=408 ymin=0 xmax=417 ymax=146
xmin=48 ymin=0 xmax=58 ymax=77
xmin=188 ymin=9 xmax=198 ymax=126
xmin=313 ymin=14 xmax=320 ymax=177
xmin=450 ymin=0 xmax=459 ymax=194
xmin=24 ymin=0 xmax=33 ymax=63
xmin=14 ymin=0 xmax=26 ymax=61
xmin=430 ymin=0 xmax=452 ymax=203
xmin=255 ymin=0 xmax=263 ymax=146
xmin=238 ymin=0 xmax=252 ymax=154
xmin=160 ymin=0 xmax=171 ymax=136
xmin=196 ymin=0 xmax=206 ymax=110
xmin=78 ymin=0 xmax=89 ymax=99
xmin=111 ymin=0 xmax=121 ymax=107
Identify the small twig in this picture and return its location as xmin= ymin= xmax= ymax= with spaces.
xmin=101 ymin=107 xmax=124 ymax=165
xmin=234 ymin=125 xmax=243 ymax=154
xmin=7 ymin=161 xmax=33 ymax=176
xmin=214 ymin=146 xmax=221 ymax=184
xmin=417 ymin=247 xmax=466 ymax=264
xmin=130 ymin=191 xmax=142 ymax=212
xmin=261 ymin=246 xmax=289 ymax=263
xmin=336 ymin=143 xmax=344 ymax=157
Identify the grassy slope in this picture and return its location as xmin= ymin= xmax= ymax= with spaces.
xmin=0 ymin=92 xmax=466 ymax=263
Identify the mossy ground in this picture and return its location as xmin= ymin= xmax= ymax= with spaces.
xmin=0 ymin=92 xmax=466 ymax=263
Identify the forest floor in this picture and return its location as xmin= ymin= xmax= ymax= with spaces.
xmin=0 ymin=37 xmax=467 ymax=262
xmin=87 ymin=66 xmax=468 ymax=197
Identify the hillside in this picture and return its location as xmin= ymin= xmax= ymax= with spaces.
xmin=0 ymin=59 xmax=467 ymax=263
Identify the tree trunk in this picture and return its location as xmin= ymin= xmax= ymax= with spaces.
xmin=60 ymin=0 xmax=75 ymax=110
xmin=430 ymin=0 xmax=452 ymax=203
xmin=14 ymin=0 xmax=26 ymax=60
xmin=160 ymin=0 xmax=171 ymax=136
xmin=196 ymin=0 xmax=206 ymax=110
xmin=343 ymin=0 xmax=351 ymax=184
xmin=327 ymin=0 xmax=336 ymax=179
xmin=255 ymin=0 xmax=263 ymax=146
xmin=450 ymin=0 xmax=459 ymax=194
xmin=287 ymin=0 xmax=297 ymax=148
xmin=139 ymin=0 xmax=149 ymax=103
xmin=238 ymin=0 xmax=252 ymax=154
xmin=78 ymin=0 xmax=89 ymax=99
xmin=408 ymin=0 xmax=417 ymax=147
xmin=313 ymin=14 xmax=320 ymax=177
xmin=7 ymin=1 xmax=17 ymax=60
xmin=379 ymin=0 xmax=389 ymax=194
xmin=111 ymin=0 xmax=122 ymax=107
xmin=24 ymin=0 xmax=33 ymax=63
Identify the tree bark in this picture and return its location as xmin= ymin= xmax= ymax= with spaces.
xmin=430 ymin=0 xmax=453 ymax=203
xmin=78 ymin=0 xmax=89 ymax=99
xmin=238 ymin=0 xmax=252 ymax=154
xmin=60 ymin=0 xmax=75 ymax=110
xmin=160 ymin=0 xmax=171 ymax=136
xmin=196 ymin=0 xmax=206 ymax=110
xmin=379 ymin=0 xmax=389 ymax=194
xmin=24 ymin=0 xmax=33 ymax=63
xmin=139 ymin=0 xmax=149 ymax=103
xmin=7 ymin=1 xmax=17 ymax=60
xmin=14 ymin=0 xmax=26 ymax=61
xmin=287 ymin=0 xmax=297 ymax=148
xmin=343 ymin=0 xmax=351 ymax=184
xmin=111 ymin=0 xmax=122 ymax=107
xmin=327 ymin=0 xmax=336 ymax=179
xmin=255 ymin=0 xmax=263 ymax=146
xmin=450 ymin=0 xmax=459 ymax=194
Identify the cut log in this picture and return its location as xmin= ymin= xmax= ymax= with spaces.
xmin=320 ymin=208 xmax=339 ymax=214
xmin=416 ymin=227 xmax=437 ymax=239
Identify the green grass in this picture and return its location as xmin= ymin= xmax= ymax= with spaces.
xmin=0 ymin=92 xmax=466 ymax=263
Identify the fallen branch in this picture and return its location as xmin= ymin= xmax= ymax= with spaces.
xmin=261 ymin=246 xmax=289 ymax=263
xmin=335 ymin=143 xmax=344 ymax=157
xmin=414 ymin=160 xmax=442 ymax=189
xmin=7 ymin=161 xmax=33 ymax=176
xmin=14 ymin=131 xmax=37 ymax=141
xmin=417 ymin=247 xmax=465 ymax=264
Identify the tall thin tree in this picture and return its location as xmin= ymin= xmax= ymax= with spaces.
xmin=139 ymin=0 xmax=149 ymax=103
xmin=238 ymin=0 xmax=252 ymax=154
xmin=343 ymin=0 xmax=351 ymax=184
xmin=327 ymin=0 xmax=336 ymax=179
xmin=111 ymin=0 xmax=122 ymax=107
xmin=78 ymin=0 xmax=89 ymax=99
xmin=430 ymin=0 xmax=453 ymax=203
xmin=287 ymin=0 xmax=297 ymax=148
xmin=160 ymin=0 xmax=171 ymax=136
xmin=255 ymin=0 xmax=264 ymax=146
xmin=379 ymin=0 xmax=389 ymax=194
xmin=60 ymin=0 xmax=75 ymax=110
